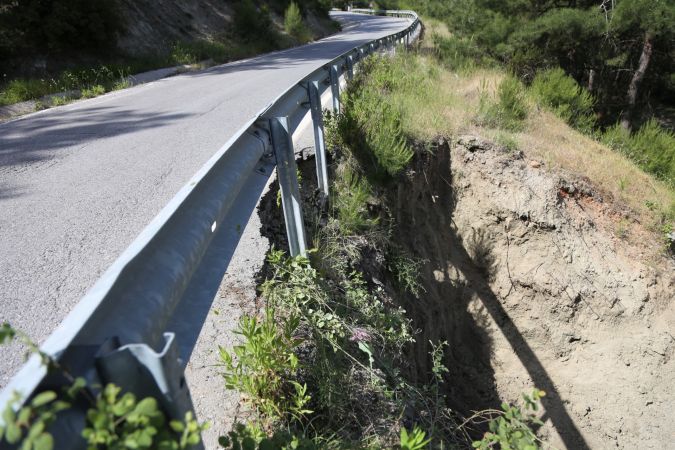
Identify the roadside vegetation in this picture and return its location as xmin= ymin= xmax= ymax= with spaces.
xmin=0 ymin=0 xmax=338 ymax=109
xmin=215 ymin=54 xmax=552 ymax=448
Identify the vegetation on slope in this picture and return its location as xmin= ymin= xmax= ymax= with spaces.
xmin=375 ymin=0 xmax=675 ymax=188
xmin=0 ymin=0 xmax=337 ymax=108
xmin=214 ymin=52 xmax=561 ymax=448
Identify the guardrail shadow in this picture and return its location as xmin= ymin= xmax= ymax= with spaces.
xmin=166 ymin=170 xmax=272 ymax=363
xmin=0 ymin=106 xmax=191 ymax=168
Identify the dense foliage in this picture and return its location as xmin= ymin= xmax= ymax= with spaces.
xmin=0 ymin=0 xmax=123 ymax=59
xmin=392 ymin=0 xmax=674 ymax=130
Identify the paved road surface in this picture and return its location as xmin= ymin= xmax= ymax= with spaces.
xmin=0 ymin=12 xmax=410 ymax=386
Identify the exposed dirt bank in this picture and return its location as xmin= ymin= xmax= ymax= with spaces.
xmin=393 ymin=136 xmax=674 ymax=449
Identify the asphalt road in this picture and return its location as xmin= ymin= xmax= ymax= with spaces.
xmin=0 ymin=12 xmax=411 ymax=386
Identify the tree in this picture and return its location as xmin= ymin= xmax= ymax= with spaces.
xmin=610 ymin=0 xmax=675 ymax=130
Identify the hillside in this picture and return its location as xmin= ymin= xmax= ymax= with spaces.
xmin=0 ymin=0 xmax=338 ymax=109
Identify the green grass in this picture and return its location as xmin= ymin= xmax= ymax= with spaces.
xmin=80 ymin=84 xmax=106 ymax=99
xmin=341 ymin=55 xmax=418 ymax=178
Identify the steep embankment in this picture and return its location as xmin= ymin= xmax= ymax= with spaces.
xmin=395 ymin=136 xmax=674 ymax=449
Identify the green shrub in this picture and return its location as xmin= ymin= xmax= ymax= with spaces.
xmin=333 ymin=164 xmax=378 ymax=234
xmin=433 ymin=34 xmax=487 ymax=71
xmin=478 ymin=76 xmax=528 ymax=131
xmin=530 ymin=67 xmax=595 ymax=132
xmin=234 ymin=0 xmax=277 ymax=46
xmin=602 ymin=120 xmax=675 ymax=185
xmin=284 ymin=2 xmax=311 ymax=43
xmin=473 ymin=389 xmax=546 ymax=450
xmin=0 ymin=323 xmax=207 ymax=449
xmin=219 ymin=307 xmax=311 ymax=421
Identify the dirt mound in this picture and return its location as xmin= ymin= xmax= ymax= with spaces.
xmin=401 ymin=135 xmax=675 ymax=449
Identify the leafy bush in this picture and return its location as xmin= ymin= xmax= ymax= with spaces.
xmin=82 ymin=384 xmax=206 ymax=449
xmin=219 ymin=308 xmax=311 ymax=421
xmin=0 ymin=323 xmax=207 ymax=450
xmin=530 ymin=68 xmax=595 ymax=132
xmin=284 ymin=2 xmax=311 ymax=43
xmin=478 ymin=76 xmax=528 ymax=131
xmin=602 ymin=120 xmax=675 ymax=185
xmin=473 ymin=389 xmax=545 ymax=450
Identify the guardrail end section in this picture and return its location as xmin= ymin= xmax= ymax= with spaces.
xmin=269 ymin=117 xmax=307 ymax=257
xmin=95 ymin=332 xmax=196 ymax=425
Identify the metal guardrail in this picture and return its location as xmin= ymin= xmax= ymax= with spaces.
xmin=0 ymin=9 xmax=420 ymax=448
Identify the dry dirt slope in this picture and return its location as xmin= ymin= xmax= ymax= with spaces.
xmin=116 ymin=0 xmax=232 ymax=55
xmin=428 ymin=136 xmax=675 ymax=449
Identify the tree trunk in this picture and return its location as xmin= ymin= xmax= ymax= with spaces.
xmin=587 ymin=68 xmax=596 ymax=93
xmin=621 ymin=32 xmax=653 ymax=131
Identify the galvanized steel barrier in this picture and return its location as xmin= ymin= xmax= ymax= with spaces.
xmin=0 ymin=9 xmax=420 ymax=448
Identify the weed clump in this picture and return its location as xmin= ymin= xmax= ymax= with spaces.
xmin=340 ymin=56 xmax=416 ymax=178
xmin=478 ymin=76 xmax=528 ymax=131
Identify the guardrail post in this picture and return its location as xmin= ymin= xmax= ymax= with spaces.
xmin=270 ymin=117 xmax=307 ymax=256
xmin=346 ymin=55 xmax=354 ymax=80
xmin=329 ymin=64 xmax=340 ymax=114
xmin=308 ymin=81 xmax=329 ymax=198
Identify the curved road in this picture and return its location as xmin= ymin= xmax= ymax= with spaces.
xmin=0 ymin=12 xmax=410 ymax=385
